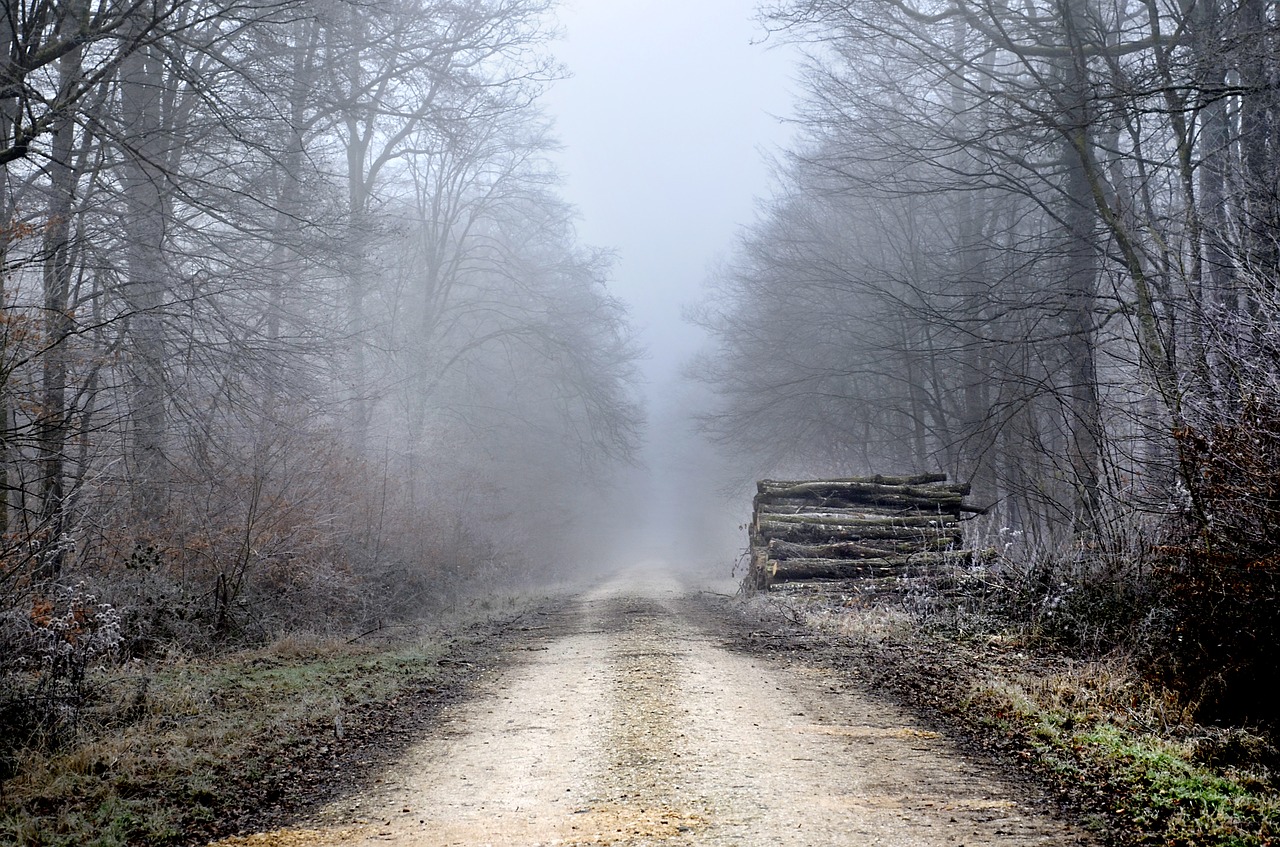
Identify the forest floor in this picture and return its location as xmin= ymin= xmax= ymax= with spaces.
xmin=5 ymin=569 xmax=1276 ymax=846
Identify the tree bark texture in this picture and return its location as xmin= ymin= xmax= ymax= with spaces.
xmin=119 ymin=31 xmax=170 ymax=524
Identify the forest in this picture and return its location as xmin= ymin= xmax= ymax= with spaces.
xmin=693 ymin=0 xmax=1280 ymax=728
xmin=0 ymin=0 xmax=641 ymax=751
xmin=5 ymin=0 xmax=1280 ymax=842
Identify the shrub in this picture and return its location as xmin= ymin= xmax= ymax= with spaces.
xmin=1153 ymin=395 xmax=1280 ymax=728
xmin=935 ymin=512 xmax=1162 ymax=657
xmin=0 ymin=584 xmax=122 ymax=779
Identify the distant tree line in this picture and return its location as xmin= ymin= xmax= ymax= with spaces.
xmin=694 ymin=0 xmax=1280 ymax=724
xmin=0 ymin=0 xmax=641 ymax=648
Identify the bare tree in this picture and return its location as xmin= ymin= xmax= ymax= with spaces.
xmin=0 ymin=0 xmax=641 ymax=640
xmin=320 ymin=0 xmax=555 ymax=447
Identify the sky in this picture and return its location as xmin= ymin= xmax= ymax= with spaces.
xmin=540 ymin=0 xmax=799 ymax=571
xmin=542 ymin=0 xmax=797 ymax=391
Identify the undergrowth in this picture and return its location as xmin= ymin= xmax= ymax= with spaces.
xmin=0 ymin=594 xmax=535 ymax=846
xmin=764 ymin=586 xmax=1280 ymax=847
xmin=0 ymin=636 xmax=445 ymax=846
xmin=968 ymin=673 xmax=1279 ymax=846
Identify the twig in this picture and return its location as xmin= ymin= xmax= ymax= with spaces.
xmin=346 ymin=623 xmax=414 ymax=644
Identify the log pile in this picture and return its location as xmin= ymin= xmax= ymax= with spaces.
xmin=745 ymin=473 xmax=986 ymax=590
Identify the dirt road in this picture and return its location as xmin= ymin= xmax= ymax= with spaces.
xmin=222 ymin=571 xmax=1089 ymax=846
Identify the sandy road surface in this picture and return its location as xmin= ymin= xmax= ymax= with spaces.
xmin=221 ymin=571 xmax=1089 ymax=846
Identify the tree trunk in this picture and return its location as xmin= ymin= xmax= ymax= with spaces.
xmin=950 ymin=19 xmax=998 ymax=505
xmin=1238 ymin=0 xmax=1278 ymax=317
xmin=119 ymin=32 xmax=170 ymax=525
xmin=263 ymin=16 xmax=321 ymax=425
xmin=35 ymin=0 xmax=87 ymax=577
xmin=1192 ymin=0 xmax=1235 ymax=318
xmin=1059 ymin=0 xmax=1104 ymax=527
xmin=0 ymin=24 xmax=12 ymax=540
xmin=342 ymin=4 xmax=373 ymax=451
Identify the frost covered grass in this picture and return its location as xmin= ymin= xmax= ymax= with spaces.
xmin=0 ymin=593 xmax=547 ymax=846
xmin=751 ymin=585 xmax=1280 ymax=846
xmin=966 ymin=670 xmax=1280 ymax=846
xmin=0 ymin=637 xmax=444 ymax=845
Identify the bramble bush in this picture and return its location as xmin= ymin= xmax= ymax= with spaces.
xmin=0 ymin=584 xmax=122 ymax=780
xmin=1154 ymin=395 xmax=1280 ymax=729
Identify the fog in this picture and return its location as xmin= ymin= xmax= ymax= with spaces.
xmin=543 ymin=0 xmax=796 ymax=577
xmin=6 ymin=5 xmax=1279 ymax=813
xmin=0 ymin=0 xmax=804 ymax=632
xmin=6 ymin=0 xmax=1267 ymax=636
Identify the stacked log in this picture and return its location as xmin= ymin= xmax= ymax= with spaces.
xmin=745 ymin=473 xmax=985 ymax=590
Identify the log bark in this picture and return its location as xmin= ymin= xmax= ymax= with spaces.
xmin=754 ymin=480 xmax=985 ymax=515
xmin=755 ymin=504 xmax=961 ymax=523
xmin=761 ymin=493 xmax=968 ymax=515
xmin=753 ymin=520 xmax=963 ymax=546
xmin=746 ymin=548 xmax=771 ymax=591
xmin=757 ymin=473 xmax=949 ymax=490
xmin=765 ymin=538 xmax=958 ymax=560
xmin=757 ymin=479 xmax=971 ymax=499
xmin=769 ymin=551 xmax=979 ymax=582
xmin=770 ymin=557 xmax=916 ymax=581
xmin=755 ymin=511 xmax=958 ymax=528
xmin=742 ymin=473 xmax=985 ymax=592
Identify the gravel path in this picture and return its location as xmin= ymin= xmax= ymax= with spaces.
xmin=218 ymin=570 xmax=1090 ymax=846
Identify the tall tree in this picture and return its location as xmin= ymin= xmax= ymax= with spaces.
xmin=34 ymin=0 xmax=88 ymax=575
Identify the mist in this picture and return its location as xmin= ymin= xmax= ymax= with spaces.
xmin=8 ymin=0 xmax=1274 ymax=632
xmin=543 ymin=0 xmax=796 ymax=580
xmin=0 ymin=0 xmax=800 ymax=642
xmin=8 ymin=3 xmax=1280 ymax=839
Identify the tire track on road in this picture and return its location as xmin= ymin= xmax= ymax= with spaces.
xmin=213 ymin=571 xmax=1091 ymax=846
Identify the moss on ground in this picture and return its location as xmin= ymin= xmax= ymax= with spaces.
xmin=973 ymin=686 xmax=1280 ymax=845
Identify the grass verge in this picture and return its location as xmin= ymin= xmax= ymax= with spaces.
xmin=743 ymin=586 xmax=1280 ymax=847
xmin=0 ymin=597 xmax=552 ymax=846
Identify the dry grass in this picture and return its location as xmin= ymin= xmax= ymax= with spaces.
xmin=1 ymin=637 xmax=442 ymax=845
xmin=750 ymin=586 xmax=1280 ymax=846
xmin=0 ymin=592 xmax=550 ymax=846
